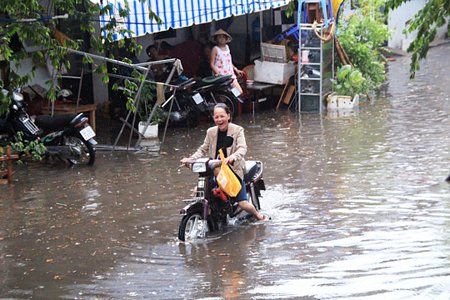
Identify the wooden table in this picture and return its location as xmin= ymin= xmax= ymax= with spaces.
xmin=41 ymin=103 xmax=97 ymax=131
xmin=244 ymin=82 xmax=276 ymax=115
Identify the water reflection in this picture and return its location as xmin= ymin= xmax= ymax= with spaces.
xmin=1 ymin=44 xmax=449 ymax=298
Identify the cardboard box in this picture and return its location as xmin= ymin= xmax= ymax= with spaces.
xmin=261 ymin=43 xmax=288 ymax=63
xmin=254 ymin=59 xmax=295 ymax=85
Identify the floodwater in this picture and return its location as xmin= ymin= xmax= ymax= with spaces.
xmin=1 ymin=43 xmax=449 ymax=299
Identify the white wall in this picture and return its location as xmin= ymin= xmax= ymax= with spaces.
xmin=11 ymin=57 xmax=53 ymax=89
xmin=388 ymin=1 xmax=449 ymax=50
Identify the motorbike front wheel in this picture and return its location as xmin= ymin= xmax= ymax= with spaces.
xmin=178 ymin=211 xmax=208 ymax=242
xmin=63 ymin=134 xmax=96 ymax=165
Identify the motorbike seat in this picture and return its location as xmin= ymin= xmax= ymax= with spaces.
xmin=35 ymin=114 xmax=78 ymax=130
xmin=195 ymin=75 xmax=232 ymax=88
xmin=244 ymin=160 xmax=258 ymax=182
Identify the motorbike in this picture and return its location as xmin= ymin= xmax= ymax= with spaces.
xmin=191 ymin=75 xmax=242 ymax=117
xmin=162 ymin=75 xmax=241 ymax=127
xmin=0 ymin=89 xmax=97 ymax=165
xmin=177 ymin=138 xmax=265 ymax=242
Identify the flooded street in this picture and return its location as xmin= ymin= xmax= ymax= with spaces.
xmin=1 ymin=43 xmax=449 ymax=299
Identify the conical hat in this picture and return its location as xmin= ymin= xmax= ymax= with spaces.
xmin=212 ymin=29 xmax=232 ymax=43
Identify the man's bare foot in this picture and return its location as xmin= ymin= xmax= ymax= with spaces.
xmin=256 ymin=213 xmax=267 ymax=221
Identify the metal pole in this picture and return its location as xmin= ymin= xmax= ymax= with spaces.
xmin=134 ymin=61 xmax=178 ymax=148
xmin=61 ymin=47 xmax=182 ymax=152
xmin=64 ymin=47 xmax=176 ymax=73
xmin=161 ymin=91 xmax=177 ymax=145
xmin=126 ymin=64 xmax=152 ymax=150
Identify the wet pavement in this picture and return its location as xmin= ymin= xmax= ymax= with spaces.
xmin=1 ymin=43 xmax=449 ymax=299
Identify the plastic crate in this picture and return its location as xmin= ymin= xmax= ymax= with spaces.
xmin=300 ymin=95 xmax=321 ymax=112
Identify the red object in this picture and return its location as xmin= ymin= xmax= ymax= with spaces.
xmin=212 ymin=188 xmax=228 ymax=202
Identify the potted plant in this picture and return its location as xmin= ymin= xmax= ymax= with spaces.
xmin=328 ymin=64 xmax=368 ymax=109
xmin=137 ymin=83 xmax=167 ymax=138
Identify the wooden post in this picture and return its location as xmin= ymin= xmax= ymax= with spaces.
xmin=0 ymin=146 xmax=19 ymax=184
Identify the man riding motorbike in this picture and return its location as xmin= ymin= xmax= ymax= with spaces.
xmin=180 ymin=103 xmax=266 ymax=221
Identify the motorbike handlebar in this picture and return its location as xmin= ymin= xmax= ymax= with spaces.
xmin=177 ymin=158 xmax=222 ymax=173
xmin=208 ymin=159 xmax=222 ymax=169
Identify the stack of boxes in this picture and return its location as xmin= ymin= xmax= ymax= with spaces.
xmin=254 ymin=42 xmax=295 ymax=85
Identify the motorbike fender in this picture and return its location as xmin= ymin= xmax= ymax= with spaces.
xmin=42 ymin=130 xmax=64 ymax=144
xmin=180 ymin=201 xmax=205 ymax=216
xmin=257 ymin=179 xmax=266 ymax=191
xmin=252 ymin=179 xmax=265 ymax=197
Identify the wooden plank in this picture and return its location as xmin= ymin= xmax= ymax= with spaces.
xmin=283 ymin=85 xmax=296 ymax=105
xmin=41 ymin=103 xmax=97 ymax=131
xmin=276 ymin=83 xmax=289 ymax=110
xmin=0 ymin=146 xmax=19 ymax=184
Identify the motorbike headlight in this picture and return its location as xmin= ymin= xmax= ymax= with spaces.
xmin=12 ymin=91 xmax=24 ymax=102
xmin=191 ymin=158 xmax=209 ymax=173
xmin=192 ymin=162 xmax=207 ymax=173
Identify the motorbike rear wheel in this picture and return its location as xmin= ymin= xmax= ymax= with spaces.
xmin=178 ymin=211 xmax=208 ymax=242
xmin=63 ymin=134 xmax=95 ymax=165
xmin=248 ymin=186 xmax=261 ymax=211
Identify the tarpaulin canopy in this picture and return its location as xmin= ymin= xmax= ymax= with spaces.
xmin=94 ymin=0 xmax=292 ymax=40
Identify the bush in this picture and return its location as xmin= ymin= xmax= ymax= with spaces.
xmin=338 ymin=0 xmax=390 ymax=90
xmin=331 ymin=64 xmax=369 ymax=97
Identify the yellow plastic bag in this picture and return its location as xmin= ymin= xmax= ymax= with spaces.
xmin=216 ymin=149 xmax=242 ymax=197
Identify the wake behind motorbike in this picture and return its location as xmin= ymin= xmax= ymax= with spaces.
xmin=0 ymin=89 xmax=97 ymax=165
xmin=178 ymin=143 xmax=265 ymax=242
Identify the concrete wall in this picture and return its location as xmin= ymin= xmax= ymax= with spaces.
xmin=388 ymin=1 xmax=449 ymax=50
xmin=11 ymin=58 xmax=53 ymax=90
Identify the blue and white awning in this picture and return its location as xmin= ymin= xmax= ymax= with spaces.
xmin=94 ymin=0 xmax=292 ymax=40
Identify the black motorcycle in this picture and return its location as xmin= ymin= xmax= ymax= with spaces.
xmin=162 ymin=75 xmax=241 ymax=127
xmin=177 ymin=139 xmax=265 ymax=242
xmin=192 ymin=75 xmax=241 ymax=117
xmin=0 ymin=89 xmax=97 ymax=165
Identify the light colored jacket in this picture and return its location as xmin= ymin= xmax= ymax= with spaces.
xmin=190 ymin=123 xmax=247 ymax=179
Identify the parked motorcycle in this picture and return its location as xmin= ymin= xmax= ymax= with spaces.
xmin=177 ymin=138 xmax=265 ymax=242
xmin=0 ymin=89 xmax=97 ymax=165
xmin=162 ymin=75 xmax=241 ymax=127
xmin=191 ymin=75 xmax=241 ymax=117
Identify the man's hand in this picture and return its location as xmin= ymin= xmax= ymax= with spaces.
xmin=180 ymin=157 xmax=193 ymax=166
xmin=224 ymin=156 xmax=234 ymax=165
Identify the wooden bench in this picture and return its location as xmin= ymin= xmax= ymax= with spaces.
xmin=41 ymin=103 xmax=97 ymax=131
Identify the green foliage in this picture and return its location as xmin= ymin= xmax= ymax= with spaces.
xmin=0 ymin=0 xmax=161 ymax=113
xmin=138 ymin=83 xmax=166 ymax=125
xmin=9 ymin=131 xmax=47 ymax=162
xmin=0 ymin=89 xmax=10 ymax=116
xmin=331 ymin=64 xmax=369 ymax=96
xmin=338 ymin=0 xmax=389 ymax=90
xmin=112 ymin=77 xmax=167 ymax=125
xmin=386 ymin=0 xmax=450 ymax=78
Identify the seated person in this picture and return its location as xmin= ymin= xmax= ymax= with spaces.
xmin=146 ymin=44 xmax=170 ymax=81
xmin=196 ymin=43 xmax=213 ymax=78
